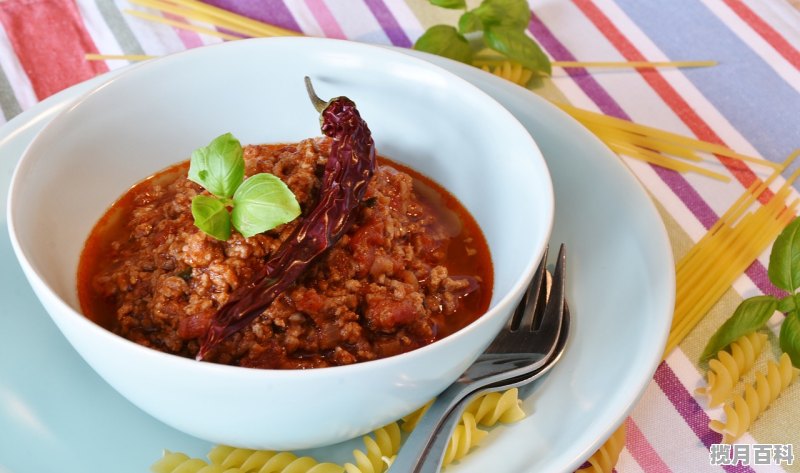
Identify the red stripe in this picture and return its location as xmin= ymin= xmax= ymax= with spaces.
xmin=0 ymin=0 xmax=108 ymax=100
xmin=571 ymin=0 xmax=767 ymax=199
xmin=624 ymin=417 xmax=673 ymax=473
xmin=723 ymin=0 xmax=800 ymax=70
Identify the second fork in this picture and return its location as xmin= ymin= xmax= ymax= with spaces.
xmin=389 ymin=245 xmax=568 ymax=472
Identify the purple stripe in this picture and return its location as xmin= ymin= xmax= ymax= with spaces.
xmin=203 ymin=0 xmax=301 ymax=32
xmin=528 ymin=13 xmax=719 ymax=230
xmin=746 ymin=260 xmax=785 ymax=299
xmin=363 ymin=0 xmax=412 ymax=47
xmin=654 ymin=363 xmax=756 ymax=473
xmin=529 ymin=12 xmax=781 ymax=296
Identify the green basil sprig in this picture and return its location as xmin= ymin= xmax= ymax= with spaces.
xmin=701 ymin=217 xmax=800 ymax=367
xmin=413 ymin=0 xmax=551 ymax=77
xmin=188 ymin=133 xmax=300 ymax=240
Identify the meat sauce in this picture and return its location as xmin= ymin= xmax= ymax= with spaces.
xmin=77 ymin=138 xmax=492 ymax=369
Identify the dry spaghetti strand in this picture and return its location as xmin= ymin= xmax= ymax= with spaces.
xmin=664 ymin=151 xmax=800 ymax=358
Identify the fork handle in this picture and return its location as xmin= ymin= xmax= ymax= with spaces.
xmin=398 ymin=391 xmax=475 ymax=473
xmin=389 ymin=381 xmax=476 ymax=473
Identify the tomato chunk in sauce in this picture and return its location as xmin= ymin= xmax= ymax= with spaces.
xmin=77 ymin=138 xmax=492 ymax=369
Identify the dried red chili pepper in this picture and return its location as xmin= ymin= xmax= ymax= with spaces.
xmin=197 ymin=78 xmax=376 ymax=360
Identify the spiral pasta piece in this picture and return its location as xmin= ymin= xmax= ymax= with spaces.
xmin=400 ymin=401 xmax=432 ymax=433
xmin=478 ymin=61 xmax=534 ymax=86
xmin=151 ymin=451 xmax=247 ymax=473
xmin=709 ymin=352 xmax=798 ymax=443
xmin=576 ymin=422 xmax=627 ymax=473
xmin=696 ymin=332 xmax=768 ymax=407
xmin=440 ymin=412 xmax=488 ymax=467
xmin=344 ymin=422 xmax=402 ymax=473
xmin=201 ymin=447 xmax=343 ymax=473
xmin=464 ymin=388 xmax=526 ymax=426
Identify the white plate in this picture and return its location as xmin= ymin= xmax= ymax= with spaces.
xmin=0 ymin=54 xmax=674 ymax=473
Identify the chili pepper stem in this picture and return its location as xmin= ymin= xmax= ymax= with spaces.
xmin=304 ymin=76 xmax=328 ymax=113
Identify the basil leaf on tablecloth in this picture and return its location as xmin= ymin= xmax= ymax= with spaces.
xmin=780 ymin=312 xmax=800 ymax=368
xmin=471 ymin=0 xmax=531 ymax=29
xmin=458 ymin=11 xmax=483 ymax=34
xmin=483 ymin=26 xmax=552 ymax=75
xmin=192 ymin=194 xmax=231 ymax=241
xmin=428 ymin=0 xmax=466 ymax=9
xmin=778 ymin=294 xmax=797 ymax=313
xmin=701 ymin=295 xmax=777 ymax=360
xmin=768 ymin=217 xmax=800 ymax=292
xmin=188 ymin=132 xmax=245 ymax=199
xmin=231 ymin=173 xmax=301 ymax=238
xmin=413 ymin=25 xmax=473 ymax=64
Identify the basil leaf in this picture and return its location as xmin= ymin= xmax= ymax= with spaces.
xmin=701 ymin=295 xmax=777 ymax=360
xmin=768 ymin=217 xmax=800 ymax=291
xmin=471 ymin=0 xmax=531 ymax=30
xmin=780 ymin=312 xmax=800 ymax=368
xmin=413 ymin=25 xmax=474 ymax=64
xmin=429 ymin=0 xmax=466 ymax=9
xmin=778 ymin=294 xmax=797 ymax=313
xmin=458 ymin=11 xmax=483 ymax=34
xmin=191 ymin=195 xmax=231 ymax=241
xmin=188 ymin=133 xmax=245 ymax=199
xmin=484 ymin=26 xmax=552 ymax=75
xmin=231 ymin=173 xmax=301 ymax=238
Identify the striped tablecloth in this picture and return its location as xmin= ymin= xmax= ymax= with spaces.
xmin=0 ymin=1 xmax=798 ymax=472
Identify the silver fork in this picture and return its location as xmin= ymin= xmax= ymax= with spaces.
xmin=389 ymin=244 xmax=567 ymax=472
xmin=400 ymin=289 xmax=570 ymax=472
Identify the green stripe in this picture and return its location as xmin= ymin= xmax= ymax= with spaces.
xmin=0 ymin=64 xmax=22 ymax=120
xmin=94 ymin=0 xmax=146 ymax=55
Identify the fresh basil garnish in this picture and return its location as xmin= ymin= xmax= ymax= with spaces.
xmin=188 ymin=133 xmax=300 ymax=241
xmin=703 ymin=217 xmax=800 ymax=368
xmin=484 ymin=26 xmax=552 ymax=75
xmin=458 ymin=11 xmax=483 ymax=34
xmin=429 ymin=0 xmax=466 ymax=9
xmin=416 ymin=0 xmax=552 ymax=78
xmin=701 ymin=296 xmax=776 ymax=360
xmin=768 ymin=217 xmax=800 ymax=292
xmin=191 ymin=194 xmax=232 ymax=241
xmin=471 ymin=0 xmax=531 ymax=29
xmin=188 ymin=132 xmax=244 ymax=199
xmin=414 ymin=25 xmax=474 ymax=64
xmin=231 ymin=173 xmax=301 ymax=238
xmin=780 ymin=312 xmax=800 ymax=368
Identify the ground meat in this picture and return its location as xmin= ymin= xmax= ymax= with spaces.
xmin=78 ymin=137 xmax=491 ymax=369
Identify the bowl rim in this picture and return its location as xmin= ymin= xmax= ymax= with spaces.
xmin=7 ymin=36 xmax=554 ymax=377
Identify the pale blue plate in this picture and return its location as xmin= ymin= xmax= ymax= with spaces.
xmin=0 ymin=54 xmax=673 ymax=473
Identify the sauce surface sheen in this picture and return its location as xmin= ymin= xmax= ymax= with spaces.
xmin=78 ymin=138 xmax=492 ymax=369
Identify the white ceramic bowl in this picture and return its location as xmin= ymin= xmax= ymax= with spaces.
xmin=7 ymin=37 xmax=553 ymax=450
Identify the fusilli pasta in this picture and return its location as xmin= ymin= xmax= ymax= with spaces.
xmin=709 ymin=352 xmax=798 ymax=443
xmin=151 ymin=451 xmax=248 ymax=473
xmin=441 ymin=412 xmax=488 ymax=467
xmin=153 ymin=389 xmax=527 ymax=473
xmin=575 ymin=421 xmax=627 ymax=473
xmin=476 ymin=61 xmax=534 ymax=87
xmin=463 ymin=389 xmax=526 ymax=426
xmin=696 ymin=332 xmax=768 ymax=407
xmin=344 ymin=423 xmax=402 ymax=473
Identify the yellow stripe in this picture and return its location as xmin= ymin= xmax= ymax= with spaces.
xmin=124 ymin=9 xmax=242 ymax=40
